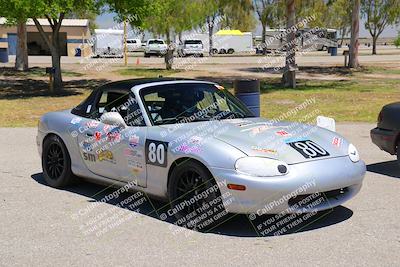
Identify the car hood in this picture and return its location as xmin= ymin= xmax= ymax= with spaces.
xmin=216 ymin=118 xmax=350 ymax=164
xmin=162 ymin=117 xmax=350 ymax=164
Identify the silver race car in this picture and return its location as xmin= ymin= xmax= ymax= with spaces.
xmin=37 ymin=78 xmax=366 ymax=229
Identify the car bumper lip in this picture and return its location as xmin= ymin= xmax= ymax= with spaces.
xmin=210 ymin=156 xmax=366 ymax=214
xmin=370 ymin=127 xmax=396 ymax=154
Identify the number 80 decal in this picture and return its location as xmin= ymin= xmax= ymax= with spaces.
xmin=145 ymin=139 xmax=168 ymax=167
xmin=288 ymin=140 xmax=330 ymax=159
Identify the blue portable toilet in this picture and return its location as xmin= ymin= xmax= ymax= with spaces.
xmin=0 ymin=48 xmax=8 ymax=63
xmin=234 ymin=79 xmax=260 ymax=117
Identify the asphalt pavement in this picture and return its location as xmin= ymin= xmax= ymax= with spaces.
xmin=1 ymin=123 xmax=399 ymax=266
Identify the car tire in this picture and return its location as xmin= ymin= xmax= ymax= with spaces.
xmin=144 ymin=53 xmax=150 ymax=58
xmin=219 ymin=49 xmax=226 ymax=54
xmin=42 ymin=135 xmax=76 ymax=188
xmin=168 ymin=160 xmax=228 ymax=231
xmin=211 ymin=48 xmax=218 ymax=55
xmin=227 ymin=48 xmax=234 ymax=54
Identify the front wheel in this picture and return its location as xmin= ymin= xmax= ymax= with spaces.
xmin=42 ymin=135 xmax=76 ymax=188
xmin=168 ymin=160 xmax=228 ymax=231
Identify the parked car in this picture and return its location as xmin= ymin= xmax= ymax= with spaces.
xmin=178 ymin=39 xmax=204 ymax=57
xmin=126 ymin=38 xmax=142 ymax=52
xmin=144 ymin=39 xmax=167 ymax=57
xmin=37 ymin=78 xmax=365 ymax=230
xmin=371 ymin=102 xmax=400 ymax=164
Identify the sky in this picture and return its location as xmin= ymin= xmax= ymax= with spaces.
xmin=96 ymin=12 xmax=399 ymax=38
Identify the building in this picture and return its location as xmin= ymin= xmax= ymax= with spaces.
xmin=0 ymin=18 xmax=91 ymax=57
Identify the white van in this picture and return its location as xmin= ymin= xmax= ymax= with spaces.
xmin=127 ymin=39 xmax=142 ymax=52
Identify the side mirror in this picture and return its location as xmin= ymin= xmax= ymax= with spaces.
xmin=100 ymin=112 xmax=127 ymax=128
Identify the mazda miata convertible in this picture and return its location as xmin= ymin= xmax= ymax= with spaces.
xmin=37 ymin=78 xmax=366 ymax=228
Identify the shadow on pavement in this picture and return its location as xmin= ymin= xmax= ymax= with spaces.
xmin=31 ymin=172 xmax=353 ymax=237
xmin=367 ymin=160 xmax=400 ymax=179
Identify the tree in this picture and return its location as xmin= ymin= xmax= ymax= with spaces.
xmin=395 ymin=32 xmax=400 ymax=48
xmin=282 ymin=0 xmax=296 ymax=88
xmin=327 ymin=0 xmax=352 ymax=45
xmin=203 ymin=0 xmax=256 ymax=55
xmin=141 ymin=0 xmax=213 ymax=69
xmin=0 ymin=1 xmax=30 ymax=71
xmin=24 ymin=0 xmax=101 ymax=93
xmin=204 ymin=1 xmax=221 ymax=56
xmin=361 ymin=0 xmax=400 ymax=54
xmin=220 ymin=0 xmax=256 ymax=32
xmin=253 ymin=0 xmax=284 ymax=55
xmin=349 ymin=0 xmax=360 ymax=68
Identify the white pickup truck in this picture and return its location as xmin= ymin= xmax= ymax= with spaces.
xmin=144 ymin=39 xmax=168 ymax=57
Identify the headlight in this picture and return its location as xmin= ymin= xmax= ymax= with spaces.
xmin=348 ymin=143 xmax=360 ymax=162
xmin=235 ymin=157 xmax=289 ymax=177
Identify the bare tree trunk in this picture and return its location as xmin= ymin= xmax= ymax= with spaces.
xmin=282 ymin=0 xmax=296 ymax=88
xmin=164 ymin=30 xmax=174 ymax=70
xmin=51 ymin=48 xmax=63 ymax=92
xmin=262 ymin=23 xmax=267 ymax=55
xmin=33 ymin=17 xmax=64 ymax=93
xmin=15 ymin=21 xmax=28 ymax=71
xmin=207 ymin=16 xmax=215 ymax=56
xmin=340 ymin=27 xmax=347 ymax=46
xmin=349 ymin=0 xmax=360 ymax=68
xmin=372 ymin=35 xmax=377 ymax=55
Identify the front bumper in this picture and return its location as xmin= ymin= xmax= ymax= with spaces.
xmin=370 ymin=127 xmax=397 ymax=154
xmin=210 ymin=156 xmax=366 ymax=214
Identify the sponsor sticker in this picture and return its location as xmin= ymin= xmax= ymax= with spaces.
xmin=251 ymin=146 xmax=278 ymax=154
xmin=276 ymin=130 xmax=290 ymax=137
xmin=128 ymin=160 xmax=144 ymax=175
xmin=103 ymin=124 xmax=112 ymax=134
xmin=129 ymin=134 xmax=140 ymax=148
xmin=176 ymin=144 xmax=201 ymax=154
xmin=189 ymin=136 xmax=202 ymax=144
xmin=82 ymin=142 xmax=92 ymax=152
xmin=86 ymin=120 xmax=100 ymax=128
xmin=107 ymin=130 xmax=121 ymax=142
xmin=284 ymin=137 xmax=307 ymax=144
xmin=124 ymin=148 xmax=143 ymax=158
xmin=332 ymin=137 xmax=342 ymax=147
xmin=70 ymin=117 xmax=82 ymax=125
xmin=83 ymin=152 xmax=96 ymax=162
xmin=95 ymin=131 xmax=102 ymax=141
xmin=98 ymin=150 xmax=115 ymax=163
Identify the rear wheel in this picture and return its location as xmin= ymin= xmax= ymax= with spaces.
xmin=42 ymin=135 xmax=76 ymax=188
xmin=168 ymin=160 xmax=228 ymax=231
xmin=227 ymin=48 xmax=234 ymax=54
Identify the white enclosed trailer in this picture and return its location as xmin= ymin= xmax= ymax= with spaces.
xmin=181 ymin=30 xmax=253 ymax=54
xmin=213 ymin=30 xmax=253 ymax=54
xmin=93 ymin=29 xmax=124 ymax=57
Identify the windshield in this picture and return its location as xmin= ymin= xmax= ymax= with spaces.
xmin=140 ymin=83 xmax=255 ymax=125
xmin=184 ymin=40 xmax=202 ymax=45
xmin=149 ymin=40 xmax=164 ymax=45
